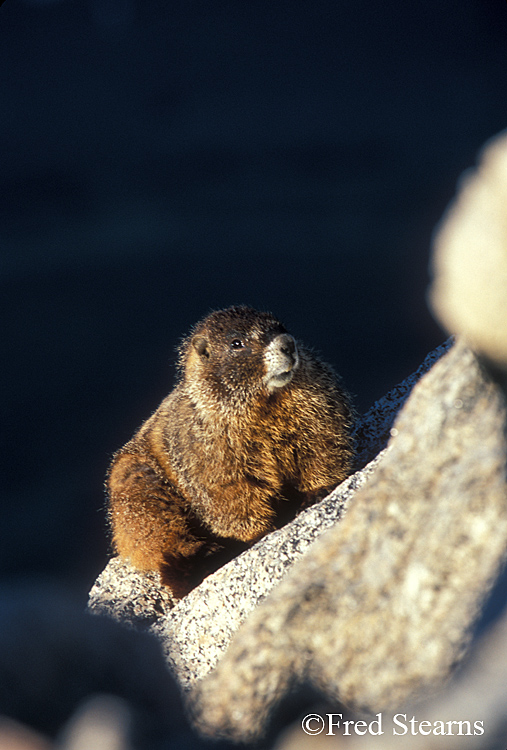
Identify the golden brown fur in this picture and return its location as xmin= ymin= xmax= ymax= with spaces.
xmin=107 ymin=306 xmax=354 ymax=598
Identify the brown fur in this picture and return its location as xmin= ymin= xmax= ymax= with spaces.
xmin=107 ymin=306 xmax=354 ymax=598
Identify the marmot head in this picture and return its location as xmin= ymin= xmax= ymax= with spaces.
xmin=179 ymin=306 xmax=300 ymax=408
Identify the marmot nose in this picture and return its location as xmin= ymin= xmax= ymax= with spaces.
xmin=276 ymin=334 xmax=297 ymax=359
xmin=264 ymin=333 xmax=299 ymax=392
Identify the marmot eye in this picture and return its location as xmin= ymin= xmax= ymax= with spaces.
xmin=230 ymin=338 xmax=245 ymax=350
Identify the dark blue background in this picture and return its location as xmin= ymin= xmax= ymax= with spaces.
xmin=1 ymin=0 xmax=506 ymax=596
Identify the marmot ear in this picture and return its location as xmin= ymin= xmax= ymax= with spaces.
xmin=192 ymin=335 xmax=210 ymax=358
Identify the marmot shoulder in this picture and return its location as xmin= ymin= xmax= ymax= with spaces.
xmin=107 ymin=306 xmax=354 ymax=598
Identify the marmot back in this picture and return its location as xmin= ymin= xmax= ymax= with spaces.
xmin=107 ymin=306 xmax=354 ymax=598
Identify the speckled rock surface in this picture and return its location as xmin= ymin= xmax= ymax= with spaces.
xmin=88 ymin=557 xmax=176 ymax=629
xmin=190 ymin=340 xmax=507 ymax=741
xmin=277 ymin=605 xmax=507 ymax=750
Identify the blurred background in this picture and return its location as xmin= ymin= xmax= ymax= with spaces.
xmin=1 ymin=0 xmax=506 ymax=598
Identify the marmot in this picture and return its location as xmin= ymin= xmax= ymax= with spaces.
xmin=107 ymin=306 xmax=354 ymax=598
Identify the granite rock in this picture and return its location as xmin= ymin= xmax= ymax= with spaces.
xmin=190 ymin=341 xmax=507 ymax=741
xmin=430 ymin=129 xmax=507 ymax=371
xmin=277 ymin=604 xmax=507 ymax=750
xmin=88 ymin=337 xmax=507 ymax=746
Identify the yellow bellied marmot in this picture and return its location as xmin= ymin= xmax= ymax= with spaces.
xmin=107 ymin=306 xmax=354 ymax=598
